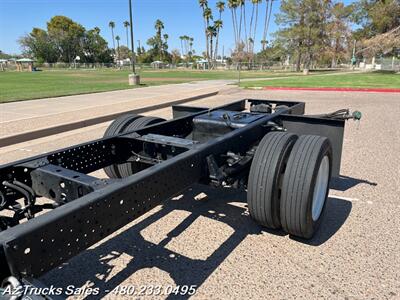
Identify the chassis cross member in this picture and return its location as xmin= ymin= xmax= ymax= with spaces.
xmin=0 ymin=99 xmax=359 ymax=294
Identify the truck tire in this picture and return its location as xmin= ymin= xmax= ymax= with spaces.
xmin=247 ymin=132 xmax=298 ymax=229
xmin=118 ymin=116 xmax=166 ymax=178
xmin=280 ymin=135 xmax=332 ymax=239
xmin=103 ymin=114 xmax=141 ymax=178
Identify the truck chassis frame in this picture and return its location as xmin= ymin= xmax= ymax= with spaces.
xmin=0 ymin=98 xmax=349 ymax=292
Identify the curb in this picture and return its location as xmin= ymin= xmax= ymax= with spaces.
xmin=0 ymin=91 xmax=218 ymax=148
xmin=262 ymin=87 xmax=400 ymax=93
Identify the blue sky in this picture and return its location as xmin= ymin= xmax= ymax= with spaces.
xmin=0 ymin=0 xmax=355 ymax=56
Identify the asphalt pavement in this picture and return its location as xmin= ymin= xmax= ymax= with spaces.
xmin=0 ymin=89 xmax=398 ymax=299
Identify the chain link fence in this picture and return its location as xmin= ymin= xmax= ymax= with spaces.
xmin=3 ymin=59 xmax=397 ymax=72
xmin=0 ymin=61 xmax=321 ymax=72
xmin=358 ymin=57 xmax=400 ymax=72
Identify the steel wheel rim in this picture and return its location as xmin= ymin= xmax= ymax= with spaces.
xmin=312 ymin=155 xmax=329 ymax=221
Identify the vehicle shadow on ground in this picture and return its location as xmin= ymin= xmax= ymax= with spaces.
xmin=330 ymin=175 xmax=377 ymax=191
xmin=40 ymin=185 xmax=351 ymax=299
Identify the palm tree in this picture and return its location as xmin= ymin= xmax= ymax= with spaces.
xmin=199 ymin=0 xmax=208 ymax=9
xmin=179 ymin=36 xmax=184 ymax=57
xmin=108 ymin=21 xmax=116 ymax=57
xmin=262 ymin=0 xmax=273 ymax=51
xmin=199 ymin=0 xmax=211 ymax=60
xmin=248 ymin=37 xmax=254 ymax=49
xmin=203 ymin=6 xmax=213 ymax=63
xmin=155 ymin=19 xmax=164 ymax=36
xmin=261 ymin=39 xmax=267 ymax=51
xmin=154 ymin=19 xmax=164 ymax=59
xmin=163 ymin=34 xmax=169 ymax=50
xmin=123 ymin=21 xmax=130 ymax=47
xmin=115 ymin=35 xmax=121 ymax=61
xmin=217 ymin=1 xmax=225 ymax=19
xmin=214 ymin=20 xmax=223 ymax=61
xmin=237 ymin=0 xmax=247 ymax=45
xmin=163 ymin=34 xmax=169 ymax=60
xmin=189 ymin=38 xmax=194 ymax=56
xmin=185 ymin=36 xmax=190 ymax=57
xmin=228 ymin=0 xmax=239 ymax=45
xmin=239 ymin=0 xmax=248 ymax=49
xmin=207 ymin=25 xmax=217 ymax=66
xmin=253 ymin=0 xmax=262 ymax=53
xmin=215 ymin=1 xmax=225 ymax=60
xmin=249 ymin=0 xmax=261 ymax=53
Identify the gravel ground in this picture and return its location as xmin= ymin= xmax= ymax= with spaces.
xmin=0 ymin=90 xmax=399 ymax=299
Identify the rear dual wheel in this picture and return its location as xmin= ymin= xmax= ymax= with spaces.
xmin=280 ymin=135 xmax=332 ymax=239
xmin=103 ymin=114 xmax=165 ymax=178
xmin=247 ymin=132 xmax=297 ymax=229
xmin=247 ymin=132 xmax=332 ymax=239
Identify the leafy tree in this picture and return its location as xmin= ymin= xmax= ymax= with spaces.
xmin=351 ymin=0 xmax=400 ymax=57
xmin=352 ymin=0 xmax=400 ymax=39
xmin=0 ymin=51 xmax=12 ymax=59
xmin=47 ymin=16 xmax=85 ymax=62
xmin=171 ymin=49 xmax=182 ymax=64
xmin=118 ymin=45 xmax=132 ymax=59
xmin=275 ymin=0 xmax=332 ymax=71
xmin=19 ymin=27 xmax=59 ymax=63
xmin=327 ymin=3 xmax=353 ymax=67
xmin=361 ymin=27 xmax=400 ymax=57
xmin=257 ymin=42 xmax=286 ymax=63
xmin=231 ymin=41 xmax=253 ymax=63
xmin=82 ymin=27 xmax=113 ymax=63
xmin=19 ymin=16 xmax=113 ymax=63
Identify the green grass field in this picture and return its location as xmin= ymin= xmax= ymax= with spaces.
xmin=1 ymin=69 xmax=395 ymax=103
xmin=0 ymin=68 xmax=296 ymax=103
xmin=241 ymin=72 xmax=400 ymax=89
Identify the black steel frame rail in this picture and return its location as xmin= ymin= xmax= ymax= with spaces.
xmin=0 ymin=99 xmax=344 ymax=284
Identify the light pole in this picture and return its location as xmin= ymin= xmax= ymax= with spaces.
xmin=128 ymin=0 xmax=140 ymax=85
xmin=351 ymin=40 xmax=357 ymax=70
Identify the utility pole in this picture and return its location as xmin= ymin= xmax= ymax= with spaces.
xmin=129 ymin=0 xmax=135 ymax=73
xmin=128 ymin=0 xmax=140 ymax=85
xmin=351 ymin=40 xmax=357 ymax=70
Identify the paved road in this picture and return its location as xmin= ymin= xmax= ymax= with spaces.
xmin=1 ymin=90 xmax=399 ymax=299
